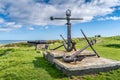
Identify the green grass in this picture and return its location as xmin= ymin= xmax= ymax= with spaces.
xmin=0 ymin=47 xmax=65 ymax=80
xmin=0 ymin=36 xmax=120 ymax=80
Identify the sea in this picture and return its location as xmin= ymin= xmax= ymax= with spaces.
xmin=0 ymin=40 xmax=27 ymax=44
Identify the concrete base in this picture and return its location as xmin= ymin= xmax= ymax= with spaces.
xmin=43 ymin=50 xmax=66 ymax=64
xmin=43 ymin=50 xmax=95 ymax=64
xmin=54 ymin=57 xmax=120 ymax=76
xmin=43 ymin=50 xmax=120 ymax=76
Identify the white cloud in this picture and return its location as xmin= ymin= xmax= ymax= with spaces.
xmin=0 ymin=0 xmax=120 ymax=26
xmin=0 ymin=28 xmax=12 ymax=32
xmin=0 ymin=18 xmax=22 ymax=31
xmin=98 ymin=16 xmax=120 ymax=21
xmin=0 ymin=18 xmax=4 ymax=23
xmin=45 ymin=26 xmax=48 ymax=29
xmin=28 ymin=27 xmax=34 ymax=30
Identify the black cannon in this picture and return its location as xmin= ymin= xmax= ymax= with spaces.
xmin=27 ymin=40 xmax=49 ymax=44
xmin=27 ymin=40 xmax=49 ymax=50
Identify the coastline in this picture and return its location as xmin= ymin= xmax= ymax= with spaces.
xmin=0 ymin=40 xmax=27 ymax=45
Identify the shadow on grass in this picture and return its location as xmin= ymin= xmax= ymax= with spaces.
xmin=32 ymin=57 xmax=66 ymax=78
xmin=103 ymin=44 xmax=120 ymax=49
xmin=0 ymin=48 xmax=15 ymax=56
xmin=114 ymin=38 xmax=120 ymax=40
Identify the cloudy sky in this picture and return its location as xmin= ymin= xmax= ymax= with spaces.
xmin=0 ymin=0 xmax=120 ymax=40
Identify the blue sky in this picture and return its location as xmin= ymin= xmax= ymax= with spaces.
xmin=0 ymin=0 xmax=120 ymax=40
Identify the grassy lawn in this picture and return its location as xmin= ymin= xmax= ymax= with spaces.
xmin=0 ymin=36 xmax=120 ymax=80
xmin=0 ymin=47 xmax=65 ymax=80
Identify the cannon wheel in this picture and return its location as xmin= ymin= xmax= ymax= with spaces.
xmin=81 ymin=29 xmax=100 ymax=57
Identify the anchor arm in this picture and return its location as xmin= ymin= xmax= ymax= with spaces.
xmin=81 ymin=29 xmax=100 ymax=57
xmin=71 ymin=41 xmax=77 ymax=51
xmin=63 ymin=40 xmax=96 ymax=62
xmin=62 ymin=41 xmax=67 ymax=50
xmin=50 ymin=44 xmax=63 ymax=50
xmin=60 ymin=34 xmax=68 ymax=51
xmin=71 ymin=40 xmax=96 ymax=58
xmin=60 ymin=35 xmax=67 ymax=44
xmin=60 ymin=34 xmax=76 ymax=51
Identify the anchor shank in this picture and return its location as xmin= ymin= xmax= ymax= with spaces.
xmin=66 ymin=13 xmax=72 ymax=51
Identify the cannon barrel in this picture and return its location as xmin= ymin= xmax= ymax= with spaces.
xmin=27 ymin=40 xmax=49 ymax=44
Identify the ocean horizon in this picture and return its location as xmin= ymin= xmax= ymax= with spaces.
xmin=0 ymin=40 xmax=27 ymax=44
